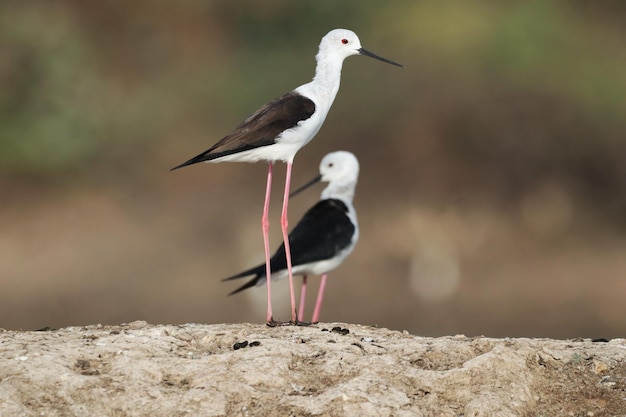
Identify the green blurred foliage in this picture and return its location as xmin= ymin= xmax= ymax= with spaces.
xmin=1 ymin=3 xmax=99 ymax=172
xmin=1 ymin=0 xmax=625 ymax=217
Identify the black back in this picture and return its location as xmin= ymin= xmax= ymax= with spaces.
xmin=269 ymin=198 xmax=355 ymax=271
xmin=223 ymin=198 xmax=355 ymax=295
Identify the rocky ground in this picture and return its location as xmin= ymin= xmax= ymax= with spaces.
xmin=1 ymin=321 xmax=625 ymax=416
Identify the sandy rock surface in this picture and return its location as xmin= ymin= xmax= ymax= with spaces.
xmin=1 ymin=321 xmax=625 ymax=416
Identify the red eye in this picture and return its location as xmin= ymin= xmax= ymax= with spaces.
xmin=341 ymin=38 xmax=348 ymax=45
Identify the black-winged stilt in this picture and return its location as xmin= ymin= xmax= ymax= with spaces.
xmin=223 ymin=151 xmax=360 ymax=324
xmin=171 ymin=29 xmax=400 ymax=326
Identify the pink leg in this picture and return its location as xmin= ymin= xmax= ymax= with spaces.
xmin=311 ymin=274 xmax=328 ymax=323
xmin=281 ymin=162 xmax=298 ymax=323
xmin=298 ymin=275 xmax=308 ymax=322
xmin=262 ymin=163 xmax=275 ymax=325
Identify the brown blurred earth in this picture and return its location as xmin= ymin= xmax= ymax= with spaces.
xmin=1 ymin=2 xmax=625 ymax=338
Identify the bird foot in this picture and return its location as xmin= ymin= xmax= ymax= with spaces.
xmin=266 ymin=318 xmax=292 ymax=327
xmin=266 ymin=318 xmax=317 ymax=327
xmin=292 ymin=319 xmax=315 ymax=326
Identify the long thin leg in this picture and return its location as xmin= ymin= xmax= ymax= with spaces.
xmin=280 ymin=161 xmax=298 ymax=323
xmin=298 ymin=275 xmax=308 ymax=322
xmin=262 ymin=163 xmax=275 ymax=325
xmin=311 ymin=274 xmax=328 ymax=323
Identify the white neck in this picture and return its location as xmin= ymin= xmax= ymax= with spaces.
xmin=308 ymin=52 xmax=344 ymax=105
xmin=321 ymin=182 xmax=355 ymax=204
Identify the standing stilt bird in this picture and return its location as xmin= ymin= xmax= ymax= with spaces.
xmin=171 ymin=29 xmax=401 ymax=326
xmin=223 ymin=151 xmax=360 ymax=324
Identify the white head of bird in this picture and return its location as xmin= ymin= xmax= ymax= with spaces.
xmin=319 ymin=151 xmax=360 ymax=203
xmin=309 ymin=29 xmax=403 ymax=97
xmin=317 ymin=29 xmax=402 ymax=67
xmin=317 ymin=29 xmax=364 ymax=63
xmin=290 ymin=151 xmax=360 ymax=201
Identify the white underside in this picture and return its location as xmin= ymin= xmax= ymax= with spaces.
xmin=208 ymin=137 xmax=304 ymax=164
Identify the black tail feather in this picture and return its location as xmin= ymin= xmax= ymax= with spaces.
xmin=222 ymin=264 xmax=267 ymax=296
xmin=227 ymin=275 xmax=263 ymax=296
xmin=222 ymin=264 xmax=265 ymax=282
xmin=170 ymin=151 xmax=214 ymax=171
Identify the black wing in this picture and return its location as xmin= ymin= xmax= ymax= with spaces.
xmin=222 ymin=199 xmax=355 ymax=296
xmin=269 ymin=199 xmax=355 ymax=271
xmin=171 ymin=91 xmax=315 ymax=170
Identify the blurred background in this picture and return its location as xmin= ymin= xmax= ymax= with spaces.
xmin=1 ymin=1 xmax=625 ymax=338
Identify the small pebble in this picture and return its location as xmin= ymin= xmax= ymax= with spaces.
xmin=331 ymin=326 xmax=349 ymax=335
xmin=233 ymin=341 xmax=248 ymax=350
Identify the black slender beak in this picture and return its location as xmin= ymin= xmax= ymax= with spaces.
xmin=290 ymin=174 xmax=323 ymax=198
xmin=358 ymin=47 xmax=403 ymax=68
